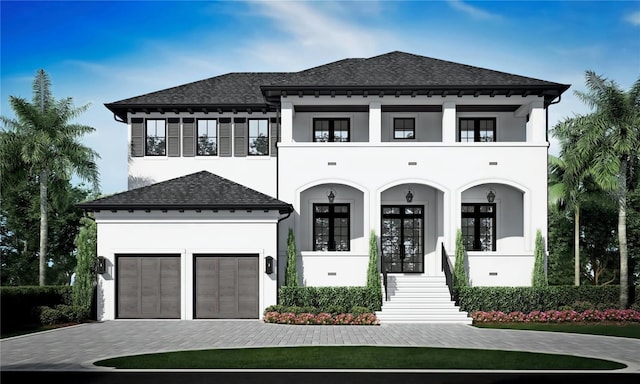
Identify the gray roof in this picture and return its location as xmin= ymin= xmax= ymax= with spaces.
xmin=77 ymin=171 xmax=293 ymax=213
xmin=267 ymin=51 xmax=564 ymax=88
xmin=105 ymin=51 xmax=570 ymax=120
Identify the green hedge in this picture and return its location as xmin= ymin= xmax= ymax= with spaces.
xmin=456 ymin=285 xmax=640 ymax=313
xmin=0 ymin=286 xmax=73 ymax=333
xmin=279 ymin=286 xmax=382 ymax=312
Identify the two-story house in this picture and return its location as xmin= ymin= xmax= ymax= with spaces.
xmin=78 ymin=51 xmax=570 ymax=323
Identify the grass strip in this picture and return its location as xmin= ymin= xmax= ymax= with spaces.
xmin=473 ymin=322 xmax=640 ymax=339
xmin=94 ymin=346 xmax=625 ymax=370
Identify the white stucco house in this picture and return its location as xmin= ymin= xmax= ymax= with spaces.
xmin=78 ymin=51 xmax=570 ymax=323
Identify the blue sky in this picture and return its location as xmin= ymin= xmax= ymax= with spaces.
xmin=2 ymin=0 xmax=639 ymax=195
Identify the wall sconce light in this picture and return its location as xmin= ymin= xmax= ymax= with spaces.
xmin=405 ymin=189 xmax=414 ymax=203
xmin=265 ymin=256 xmax=274 ymax=274
xmin=327 ymin=188 xmax=336 ymax=203
xmin=96 ymin=256 xmax=106 ymax=274
xmin=486 ymin=188 xmax=496 ymax=203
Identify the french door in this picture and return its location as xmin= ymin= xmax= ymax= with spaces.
xmin=381 ymin=205 xmax=424 ymax=273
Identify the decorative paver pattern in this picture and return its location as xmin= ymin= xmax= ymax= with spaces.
xmin=1 ymin=320 xmax=639 ymax=372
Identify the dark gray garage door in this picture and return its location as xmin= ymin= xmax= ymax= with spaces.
xmin=117 ymin=254 xmax=181 ymax=319
xmin=194 ymin=254 xmax=259 ymax=319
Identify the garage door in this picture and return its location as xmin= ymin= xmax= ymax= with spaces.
xmin=194 ymin=254 xmax=259 ymax=319
xmin=117 ymin=254 xmax=181 ymax=319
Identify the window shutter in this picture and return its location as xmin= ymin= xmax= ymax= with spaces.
xmin=167 ymin=118 xmax=180 ymax=157
xmin=270 ymin=117 xmax=279 ymax=157
xmin=219 ymin=118 xmax=231 ymax=157
xmin=182 ymin=118 xmax=195 ymax=157
xmin=130 ymin=118 xmax=144 ymax=157
xmin=234 ymin=117 xmax=247 ymax=157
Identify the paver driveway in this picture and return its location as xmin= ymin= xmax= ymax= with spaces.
xmin=1 ymin=320 xmax=639 ymax=372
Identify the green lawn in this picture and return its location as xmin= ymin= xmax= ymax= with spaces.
xmin=473 ymin=322 xmax=640 ymax=339
xmin=94 ymin=346 xmax=625 ymax=370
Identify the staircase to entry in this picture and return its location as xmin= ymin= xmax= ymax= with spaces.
xmin=375 ymin=274 xmax=473 ymax=324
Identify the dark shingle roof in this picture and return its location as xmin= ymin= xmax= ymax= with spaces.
xmin=267 ymin=51 xmax=565 ymax=87
xmin=77 ymin=171 xmax=292 ymax=213
xmin=107 ymin=72 xmax=288 ymax=106
xmin=105 ymin=51 xmax=570 ymax=120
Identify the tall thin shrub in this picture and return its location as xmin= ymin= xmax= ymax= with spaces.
xmin=72 ymin=216 xmax=96 ymax=310
xmin=532 ymin=229 xmax=547 ymax=287
xmin=367 ymin=230 xmax=382 ymax=299
xmin=285 ymin=228 xmax=299 ymax=287
xmin=453 ymin=229 xmax=468 ymax=288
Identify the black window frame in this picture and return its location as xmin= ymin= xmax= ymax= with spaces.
xmin=248 ymin=118 xmax=269 ymax=156
xmin=458 ymin=118 xmax=496 ymax=142
xmin=196 ymin=119 xmax=218 ymax=156
xmin=145 ymin=119 xmax=166 ymax=156
xmin=393 ymin=118 xmax=415 ymax=140
xmin=313 ymin=203 xmax=350 ymax=251
xmin=461 ymin=203 xmax=496 ymax=251
xmin=313 ymin=118 xmax=350 ymax=142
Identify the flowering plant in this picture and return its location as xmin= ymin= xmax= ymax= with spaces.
xmin=471 ymin=309 xmax=640 ymax=324
xmin=263 ymin=311 xmax=379 ymax=325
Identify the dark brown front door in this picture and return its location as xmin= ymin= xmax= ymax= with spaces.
xmin=194 ymin=254 xmax=259 ymax=319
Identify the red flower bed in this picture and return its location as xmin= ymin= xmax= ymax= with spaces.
xmin=471 ymin=309 xmax=640 ymax=324
xmin=263 ymin=311 xmax=379 ymax=325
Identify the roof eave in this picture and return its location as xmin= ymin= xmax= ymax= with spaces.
xmin=260 ymin=84 xmax=570 ymax=102
xmin=104 ymin=103 xmax=279 ymax=123
xmin=77 ymin=203 xmax=294 ymax=214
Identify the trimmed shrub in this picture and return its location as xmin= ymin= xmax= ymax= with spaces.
xmin=457 ymin=285 xmax=629 ymax=314
xmin=366 ymin=230 xmax=382 ymax=300
xmin=453 ymin=229 xmax=468 ymax=288
xmin=279 ymin=286 xmax=381 ymax=312
xmin=1 ymin=286 xmax=72 ymax=332
xmin=532 ymin=229 xmax=547 ymax=287
xmin=285 ymin=228 xmax=300 ymax=287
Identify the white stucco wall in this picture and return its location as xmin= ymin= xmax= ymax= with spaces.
xmin=93 ymin=210 xmax=281 ymax=321
xmin=277 ymin=94 xmax=549 ymax=288
xmin=123 ymin=94 xmax=550 ymax=289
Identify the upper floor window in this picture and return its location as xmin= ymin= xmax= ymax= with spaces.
xmin=459 ymin=118 xmax=495 ymax=142
xmin=145 ymin=119 xmax=166 ymax=156
xmin=248 ymin=119 xmax=269 ymax=156
xmin=461 ymin=203 xmax=496 ymax=251
xmin=313 ymin=118 xmax=350 ymax=142
xmin=394 ymin=118 xmax=415 ymax=139
xmin=197 ymin=119 xmax=218 ymax=156
xmin=313 ymin=203 xmax=350 ymax=251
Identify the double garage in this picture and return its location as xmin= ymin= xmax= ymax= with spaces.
xmin=116 ymin=254 xmax=259 ymax=319
xmin=77 ymin=171 xmax=293 ymax=321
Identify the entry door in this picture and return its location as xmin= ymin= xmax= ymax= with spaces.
xmin=381 ymin=206 xmax=424 ymax=273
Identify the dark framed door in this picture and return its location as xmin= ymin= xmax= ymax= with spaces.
xmin=116 ymin=254 xmax=181 ymax=319
xmin=194 ymin=254 xmax=259 ymax=319
xmin=381 ymin=205 xmax=424 ymax=273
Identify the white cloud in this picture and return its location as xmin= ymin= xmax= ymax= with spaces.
xmin=239 ymin=0 xmax=398 ymax=68
xmin=625 ymin=11 xmax=640 ymax=26
xmin=447 ymin=0 xmax=501 ymax=21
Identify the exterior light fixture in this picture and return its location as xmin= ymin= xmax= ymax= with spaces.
xmin=265 ymin=256 xmax=274 ymax=274
xmin=96 ymin=256 xmax=107 ymax=274
xmin=405 ymin=189 xmax=414 ymax=203
xmin=487 ymin=189 xmax=496 ymax=203
xmin=327 ymin=189 xmax=336 ymax=203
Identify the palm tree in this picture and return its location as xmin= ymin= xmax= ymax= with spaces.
xmin=555 ymin=70 xmax=640 ymax=308
xmin=548 ymin=153 xmax=583 ymax=286
xmin=0 ymin=69 xmax=100 ymax=286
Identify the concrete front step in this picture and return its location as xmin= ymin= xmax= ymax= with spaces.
xmin=377 ymin=274 xmax=471 ymax=324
